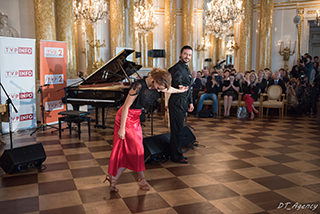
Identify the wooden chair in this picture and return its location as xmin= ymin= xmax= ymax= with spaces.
xmin=217 ymin=92 xmax=241 ymax=116
xmin=260 ymin=85 xmax=285 ymax=118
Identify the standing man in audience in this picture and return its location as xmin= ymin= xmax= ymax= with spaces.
xmin=304 ymin=53 xmax=314 ymax=82
xmin=168 ymin=45 xmax=194 ymax=164
xmin=268 ymin=70 xmax=286 ymax=93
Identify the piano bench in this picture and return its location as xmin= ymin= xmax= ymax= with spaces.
xmin=58 ymin=111 xmax=91 ymax=140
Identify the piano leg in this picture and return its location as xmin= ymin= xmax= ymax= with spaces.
xmin=94 ymin=107 xmax=107 ymax=129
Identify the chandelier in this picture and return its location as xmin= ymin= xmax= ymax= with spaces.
xmin=204 ymin=0 xmax=244 ymax=37
xmin=134 ymin=1 xmax=158 ymax=34
xmin=73 ymin=0 xmax=109 ymax=25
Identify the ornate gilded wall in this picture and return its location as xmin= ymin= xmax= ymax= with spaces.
xmin=33 ymin=0 xmax=56 ymax=79
xmin=165 ymin=0 xmax=177 ymax=69
xmin=239 ymin=0 xmax=253 ymax=72
xmin=182 ymin=0 xmax=194 ymax=70
xmin=55 ymin=0 xmax=77 ymax=79
xmin=258 ymin=0 xmax=273 ymax=70
xmin=110 ymin=0 xmax=125 ymax=57
xmin=85 ymin=22 xmax=95 ymax=75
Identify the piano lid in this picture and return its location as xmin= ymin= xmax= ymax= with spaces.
xmin=80 ymin=49 xmax=142 ymax=85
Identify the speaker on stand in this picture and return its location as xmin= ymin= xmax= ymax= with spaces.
xmin=148 ymin=49 xmax=165 ymax=67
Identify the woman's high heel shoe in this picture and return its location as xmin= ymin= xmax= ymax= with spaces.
xmin=103 ymin=175 xmax=119 ymax=192
xmin=138 ymin=177 xmax=150 ymax=191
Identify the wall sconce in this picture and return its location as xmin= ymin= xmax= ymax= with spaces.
xmin=195 ymin=37 xmax=211 ymax=58
xmin=279 ymin=40 xmax=296 ymax=70
xmin=315 ymin=10 xmax=320 ymax=26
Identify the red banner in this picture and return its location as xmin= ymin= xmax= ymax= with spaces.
xmin=40 ymin=41 xmax=67 ymax=124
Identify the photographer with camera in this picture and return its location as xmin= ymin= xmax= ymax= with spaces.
xmin=296 ymin=74 xmax=312 ymax=115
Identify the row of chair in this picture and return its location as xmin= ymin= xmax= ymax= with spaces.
xmin=196 ymin=85 xmax=285 ymax=118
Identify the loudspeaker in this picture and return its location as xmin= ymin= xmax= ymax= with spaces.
xmin=181 ymin=126 xmax=196 ymax=147
xmin=135 ymin=52 xmax=141 ymax=58
xmin=0 ymin=143 xmax=46 ymax=174
xmin=147 ymin=49 xmax=165 ymax=58
xmin=143 ymin=133 xmax=170 ymax=163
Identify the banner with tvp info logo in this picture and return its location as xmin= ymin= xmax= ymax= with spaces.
xmin=0 ymin=37 xmax=36 ymax=133
xmin=40 ymin=40 xmax=67 ymax=124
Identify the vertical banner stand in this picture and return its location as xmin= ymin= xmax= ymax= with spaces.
xmin=0 ymin=82 xmax=18 ymax=149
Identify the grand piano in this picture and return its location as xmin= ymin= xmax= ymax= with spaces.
xmin=63 ymin=49 xmax=142 ymax=128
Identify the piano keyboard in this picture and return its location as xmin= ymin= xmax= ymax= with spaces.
xmin=67 ymin=98 xmax=116 ymax=103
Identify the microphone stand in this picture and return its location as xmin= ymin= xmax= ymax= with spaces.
xmin=30 ymin=84 xmax=59 ymax=136
xmin=0 ymin=82 xmax=18 ymax=149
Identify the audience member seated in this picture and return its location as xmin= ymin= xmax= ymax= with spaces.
xmin=296 ymin=75 xmax=312 ymax=115
xmin=191 ymin=71 xmax=202 ymax=108
xmin=264 ymin=68 xmax=273 ymax=83
xmin=222 ymin=73 xmax=239 ymax=118
xmin=244 ymin=71 xmax=250 ymax=81
xmin=314 ymin=56 xmax=319 ymax=63
xmin=231 ymin=69 xmax=237 ymax=75
xmin=279 ymin=68 xmax=289 ymax=84
xmin=201 ymin=67 xmax=210 ymax=89
xmin=242 ymin=72 xmax=260 ymax=120
xmin=268 ymin=70 xmax=286 ymax=94
xmin=236 ymin=71 xmax=245 ymax=92
xmin=258 ymin=70 xmax=267 ymax=93
xmin=195 ymin=72 xmax=220 ymax=118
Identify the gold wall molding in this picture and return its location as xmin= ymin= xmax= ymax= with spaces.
xmin=165 ymin=0 xmax=177 ymax=69
xmin=147 ymin=0 xmax=154 ymax=68
xmin=182 ymin=0 xmax=194 ymax=70
xmin=239 ymin=0 xmax=253 ymax=72
xmin=55 ymin=0 xmax=77 ymax=79
xmin=110 ymin=0 xmax=125 ymax=57
xmin=258 ymin=0 xmax=273 ymax=70
xmin=307 ymin=10 xmax=318 ymax=14
xmin=85 ymin=22 xmax=95 ymax=75
xmin=298 ymin=9 xmax=304 ymax=60
xmin=33 ymin=0 xmax=56 ymax=79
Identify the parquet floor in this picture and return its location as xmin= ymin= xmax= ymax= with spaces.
xmin=0 ymin=109 xmax=320 ymax=214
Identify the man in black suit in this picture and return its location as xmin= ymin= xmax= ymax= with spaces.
xmin=168 ymin=45 xmax=194 ymax=164
xmin=268 ymin=71 xmax=286 ymax=94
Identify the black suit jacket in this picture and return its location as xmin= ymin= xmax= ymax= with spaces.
xmin=168 ymin=60 xmax=193 ymax=104
xmin=192 ymin=78 xmax=201 ymax=90
xmin=268 ymin=79 xmax=286 ymax=94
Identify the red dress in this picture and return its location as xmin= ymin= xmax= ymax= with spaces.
xmin=108 ymin=79 xmax=159 ymax=176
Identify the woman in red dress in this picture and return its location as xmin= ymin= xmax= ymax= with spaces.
xmin=243 ymin=72 xmax=260 ymax=120
xmin=104 ymin=68 xmax=188 ymax=192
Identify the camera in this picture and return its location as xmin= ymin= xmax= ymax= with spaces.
xmin=300 ymin=56 xmax=307 ymax=64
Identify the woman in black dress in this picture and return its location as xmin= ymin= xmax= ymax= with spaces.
xmin=222 ymin=74 xmax=239 ymax=117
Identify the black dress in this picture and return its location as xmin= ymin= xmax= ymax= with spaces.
xmin=222 ymin=80 xmax=239 ymax=101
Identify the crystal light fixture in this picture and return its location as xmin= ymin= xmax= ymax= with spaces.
xmin=73 ymin=0 xmax=109 ymax=25
xmin=204 ymin=0 xmax=244 ymax=38
xmin=134 ymin=0 xmax=158 ymax=34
